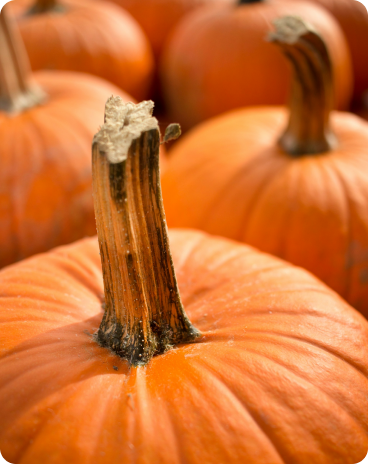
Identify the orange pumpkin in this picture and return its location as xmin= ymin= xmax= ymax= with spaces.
xmin=7 ymin=0 xmax=154 ymax=100
xmin=1 ymin=97 xmax=368 ymax=464
xmin=108 ymin=0 xmax=234 ymax=60
xmin=161 ymin=0 xmax=352 ymax=130
xmin=162 ymin=16 xmax=368 ymax=317
xmin=304 ymin=0 xmax=368 ymax=100
xmin=0 ymin=9 xmax=133 ymax=268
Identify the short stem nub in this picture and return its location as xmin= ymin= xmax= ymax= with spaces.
xmin=269 ymin=16 xmax=337 ymax=156
xmin=27 ymin=0 xmax=63 ymax=14
xmin=92 ymin=98 xmax=200 ymax=367
xmin=238 ymin=0 xmax=262 ymax=4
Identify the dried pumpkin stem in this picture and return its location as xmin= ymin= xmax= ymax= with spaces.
xmin=0 ymin=9 xmax=45 ymax=113
xmin=92 ymin=98 xmax=200 ymax=367
xmin=28 ymin=0 xmax=65 ymax=14
xmin=238 ymin=0 xmax=262 ymax=4
xmin=269 ymin=16 xmax=337 ymax=156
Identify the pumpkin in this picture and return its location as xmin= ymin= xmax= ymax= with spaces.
xmin=0 ymin=9 xmax=134 ymax=268
xmin=161 ymin=16 xmax=368 ymax=317
xmin=160 ymin=0 xmax=352 ymax=130
xmin=107 ymin=0 xmax=234 ymax=60
xmin=7 ymin=0 xmax=154 ymax=101
xmin=304 ymin=0 xmax=368 ymax=100
xmin=1 ymin=96 xmax=368 ymax=464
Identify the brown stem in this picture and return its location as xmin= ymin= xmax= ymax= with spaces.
xmin=0 ymin=9 xmax=45 ymax=113
xmin=239 ymin=0 xmax=262 ymax=4
xmin=28 ymin=0 xmax=58 ymax=14
xmin=269 ymin=16 xmax=337 ymax=156
xmin=92 ymin=98 xmax=200 ymax=367
xmin=27 ymin=0 xmax=63 ymax=14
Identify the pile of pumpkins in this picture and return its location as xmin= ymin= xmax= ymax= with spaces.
xmin=1 ymin=0 xmax=368 ymax=463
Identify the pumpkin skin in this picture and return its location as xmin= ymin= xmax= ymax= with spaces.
xmin=107 ymin=0 xmax=234 ymax=60
xmin=305 ymin=0 xmax=368 ymax=100
xmin=7 ymin=0 xmax=154 ymax=101
xmin=161 ymin=107 xmax=368 ymax=317
xmin=160 ymin=0 xmax=353 ymax=130
xmin=1 ymin=230 xmax=368 ymax=463
xmin=0 ymin=71 xmax=134 ymax=269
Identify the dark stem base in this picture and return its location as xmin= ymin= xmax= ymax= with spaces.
xmin=96 ymin=316 xmax=199 ymax=366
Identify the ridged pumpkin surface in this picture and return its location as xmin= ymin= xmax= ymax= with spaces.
xmin=0 ymin=71 xmax=131 ymax=268
xmin=162 ymin=108 xmax=368 ymax=317
xmin=161 ymin=1 xmax=352 ymax=130
xmin=8 ymin=0 xmax=154 ymax=100
xmin=0 ymin=230 xmax=368 ymax=463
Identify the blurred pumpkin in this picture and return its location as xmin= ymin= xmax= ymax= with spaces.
xmin=0 ymin=9 xmax=133 ymax=268
xmin=162 ymin=16 xmax=368 ymax=317
xmin=1 ymin=97 xmax=368 ymax=464
xmin=161 ymin=0 xmax=352 ymax=130
xmin=7 ymin=0 xmax=154 ymax=100
xmin=305 ymin=0 xmax=368 ymax=100
xmin=108 ymin=0 xmax=234 ymax=60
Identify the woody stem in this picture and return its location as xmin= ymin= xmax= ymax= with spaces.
xmin=0 ymin=8 xmax=45 ymax=113
xmin=28 ymin=0 xmax=60 ymax=14
xmin=270 ymin=16 xmax=337 ymax=156
xmin=92 ymin=98 xmax=200 ymax=367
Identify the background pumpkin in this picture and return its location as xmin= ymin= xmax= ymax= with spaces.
xmin=161 ymin=16 xmax=368 ymax=317
xmin=303 ymin=0 xmax=368 ymax=101
xmin=160 ymin=0 xmax=352 ymax=130
xmin=107 ymin=0 xmax=234 ymax=60
xmin=0 ymin=10 xmax=133 ymax=268
xmin=7 ymin=0 xmax=154 ymax=101
xmin=0 ymin=97 xmax=368 ymax=464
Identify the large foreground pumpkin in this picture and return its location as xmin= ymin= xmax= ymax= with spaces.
xmin=1 ymin=98 xmax=368 ymax=464
xmin=162 ymin=16 xmax=368 ymax=317
xmin=0 ymin=10 xmax=133 ymax=268
xmin=161 ymin=0 xmax=352 ymax=130
xmin=7 ymin=0 xmax=154 ymax=100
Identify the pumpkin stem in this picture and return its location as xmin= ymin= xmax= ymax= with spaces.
xmin=269 ymin=16 xmax=338 ymax=156
xmin=92 ymin=97 xmax=200 ymax=367
xmin=0 ymin=9 xmax=45 ymax=113
xmin=238 ymin=0 xmax=262 ymax=4
xmin=27 ymin=0 xmax=64 ymax=14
